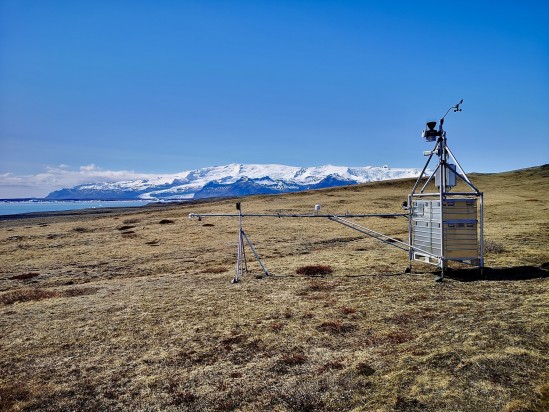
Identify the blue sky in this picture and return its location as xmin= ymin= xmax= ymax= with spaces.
xmin=1 ymin=0 xmax=548 ymax=197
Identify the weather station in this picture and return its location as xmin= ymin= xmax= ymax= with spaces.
xmin=407 ymin=100 xmax=484 ymax=281
xmin=189 ymin=100 xmax=484 ymax=282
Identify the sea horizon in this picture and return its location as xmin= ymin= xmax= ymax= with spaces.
xmin=0 ymin=199 xmax=152 ymax=216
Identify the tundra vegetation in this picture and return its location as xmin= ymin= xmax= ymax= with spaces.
xmin=1 ymin=166 xmax=548 ymax=411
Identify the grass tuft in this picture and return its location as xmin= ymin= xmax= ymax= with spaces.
xmin=271 ymin=322 xmax=285 ymax=332
xmin=201 ymin=266 xmax=228 ymax=274
xmin=356 ymin=362 xmax=376 ymax=376
xmin=275 ymin=377 xmax=326 ymax=412
xmin=0 ymin=383 xmax=32 ymax=411
xmin=485 ymin=239 xmax=506 ymax=253
xmin=365 ymin=330 xmax=415 ymax=346
xmin=9 ymin=272 xmax=39 ymax=280
xmin=0 ymin=287 xmax=98 ymax=305
xmin=317 ymin=320 xmax=356 ymax=334
xmin=280 ymin=351 xmax=308 ymax=366
xmin=123 ymin=218 xmax=141 ymax=224
xmin=395 ymin=396 xmax=425 ymax=411
xmin=319 ymin=360 xmax=344 ymax=372
xmin=339 ymin=306 xmax=357 ymax=315
xmin=117 ymin=225 xmax=135 ymax=231
xmin=172 ymin=391 xmax=197 ymax=406
xmin=296 ymin=265 xmax=333 ymax=277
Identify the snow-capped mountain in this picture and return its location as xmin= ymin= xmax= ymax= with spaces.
xmin=45 ymin=163 xmax=422 ymax=201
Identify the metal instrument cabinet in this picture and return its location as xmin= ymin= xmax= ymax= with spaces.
xmin=412 ymin=199 xmax=478 ymax=265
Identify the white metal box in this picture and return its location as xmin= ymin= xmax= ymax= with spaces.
xmin=435 ymin=163 xmax=457 ymax=188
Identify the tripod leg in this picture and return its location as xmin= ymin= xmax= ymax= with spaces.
xmin=242 ymin=230 xmax=248 ymax=273
xmin=242 ymin=230 xmax=269 ymax=277
xmin=233 ymin=229 xmax=244 ymax=283
xmin=435 ymin=261 xmax=445 ymax=282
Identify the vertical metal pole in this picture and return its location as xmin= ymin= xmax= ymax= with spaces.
xmin=479 ymin=192 xmax=484 ymax=272
xmin=438 ymin=127 xmax=446 ymax=281
xmin=242 ymin=240 xmax=248 ymax=273
xmin=407 ymin=193 xmax=413 ymax=272
xmin=233 ymin=204 xmax=244 ymax=283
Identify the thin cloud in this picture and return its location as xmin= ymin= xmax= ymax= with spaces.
xmin=0 ymin=165 xmax=162 ymax=198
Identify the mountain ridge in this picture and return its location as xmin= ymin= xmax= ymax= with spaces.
xmin=45 ymin=163 xmax=423 ymax=201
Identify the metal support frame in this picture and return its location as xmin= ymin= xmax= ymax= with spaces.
xmin=190 ymin=209 xmax=413 ymax=282
xmin=190 ymin=100 xmax=484 ymax=283
xmin=328 ymin=216 xmax=409 ymax=252
xmin=409 ymin=100 xmax=484 ymax=281
xmin=189 ymin=213 xmax=408 ymax=219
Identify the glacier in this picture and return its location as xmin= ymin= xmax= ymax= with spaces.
xmin=45 ymin=163 xmax=422 ymax=201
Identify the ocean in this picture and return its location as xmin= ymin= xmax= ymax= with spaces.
xmin=0 ymin=200 xmax=151 ymax=216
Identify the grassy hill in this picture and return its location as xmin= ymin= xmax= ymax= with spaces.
xmin=1 ymin=166 xmax=548 ymax=411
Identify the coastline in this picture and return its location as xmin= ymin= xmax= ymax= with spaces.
xmin=0 ymin=203 xmax=176 ymax=226
xmin=0 ymin=196 xmax=232 ymax=224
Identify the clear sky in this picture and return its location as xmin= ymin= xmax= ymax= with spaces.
xmin=1 ymin=0 xmax=548 ymax=197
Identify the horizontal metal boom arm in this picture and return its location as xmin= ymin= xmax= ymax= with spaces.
xmin=189 ymin=212 xmax=407 ymax=219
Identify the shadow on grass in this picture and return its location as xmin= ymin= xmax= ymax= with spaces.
xmin=267 ymin=265 xmax=549 ymax=282
xmin=445 ymin=264 xmax=549 ymax=282
xmin=267 ymin=271 xmax=406 ymax=279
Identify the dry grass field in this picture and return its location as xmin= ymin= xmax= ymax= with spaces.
xmin=1 ymin=166 xmax=548 ymax=411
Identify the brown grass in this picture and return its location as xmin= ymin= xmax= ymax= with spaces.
xmin=299 ymin=279 xmax=334 ymax=294
xmin=123 ymin=218 xmax=141 ymax=224
xmin=200 ymin=266 xmax=228 ymax=274
xmin=0 ymin=166 xmax=548 ymax=411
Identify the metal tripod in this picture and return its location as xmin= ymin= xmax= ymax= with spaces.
xmin=233 ymin=203 xmax=269 ymax=283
